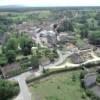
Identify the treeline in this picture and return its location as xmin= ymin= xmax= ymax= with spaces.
xmin=0 ymin=6 xmax=100 ymax=12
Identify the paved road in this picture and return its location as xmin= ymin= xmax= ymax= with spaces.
xmin=15 ymin=76 xmax=31 ymax=100
xmin=11 ymin=72 xmax=32 ymax=100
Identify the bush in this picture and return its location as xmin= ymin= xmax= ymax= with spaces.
xmin=80 ymin=71 xmax=86 ymax=79
xmin=81 ymin=92 xmax=86 ymax=99
xmin=5 ymin=50 xmax=16 ymax=63
xmin=80 ymin=79 xmax=85 ymax=89
xmin=72 ymin=74 xmax=76 ymax=82
xmin=0 ymin=79 xmax=19 ymax=100
xmin=18 ymin=56 xmax=31 ymax=69
xmin=0 ymin=54 xmax=7 ymax=66
xmin=96 ymin=68 xmax=100 ymax=74
xmin=88 ymin=31 xmax=100 ymax=45
xmin=20 ymin=61 xmax=31 ymax=69
xmin=96 ymin=74 xmax=100 ymax=83
xmin=85 ymin=89 xmax=93 ymax=97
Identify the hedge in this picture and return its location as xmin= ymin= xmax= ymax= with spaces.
xmin=26 ymin=59 xmax=100 ymax=84
xmin=26 ymin=66 xmax=81 ymax=83
xmin=85 ymin=89 xmax=100 ymax=100
xmin=83 ymin=60 xmax=100 ymax=68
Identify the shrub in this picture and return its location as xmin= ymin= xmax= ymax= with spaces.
xmin=85 ymin=89 xmax=93 ymax=97
xmin=80 ymin=79 xmax=85 ymax=89
xmin=5 ymin=50 xmax=16 ymax=63
xmin=96 ymin=68 xmax=100 ymax=74
xmin=80 ymin=71 xmax=86 ymax=79
xmin=57 ymin=85 xmax=61 ymax=89
xmin=88 ymin=31 xmax=100 ymax=45
xmin=0 ymin=79 xmax=19 ymax=100
xmin=96 ymin=74 xmax=100 ymax=83
xmin=81 ymin=92 xmax=86 ymax=99
xmin=0 ymin=54 xmax=7 ymax=66
xmin=20 ymin=62 xmax=31 ymax=69
xmin=72 ymin=74 xmax=76 ymax=82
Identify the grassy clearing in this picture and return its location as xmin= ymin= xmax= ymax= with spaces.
xmin=29 ymin=71 xmax=90 ymax=100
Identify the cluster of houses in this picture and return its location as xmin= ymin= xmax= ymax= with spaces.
xmin=0 ymin=19 xmax=96 ymax=78
xmin=13 ymin=21 xmax=77 ymax=48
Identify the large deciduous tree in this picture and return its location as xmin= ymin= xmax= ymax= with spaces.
xmin=5 ymin=37 xmax=18 ymax=51
xmin=56 ymin=18 xmax=74 ymax=33
xmin=31 ymin=55 xmax=39 ymax=69
xmin=0 ymin=79 xmax=19 ymax=100
xmin=19 ymin=36 xmax=33 ymax=56
xmin=88 ymin=31 xmax=100 ymax=45
xmin=5 ymin=50 xmax=16 ymax=63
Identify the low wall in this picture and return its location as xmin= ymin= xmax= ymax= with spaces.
xmin=83 ymin=60 xmax=100 ymax=68
xmin=26 ymin=60 xmax=100 ymax=84
xmin=26 ymin=66 xmax=81 ymax=84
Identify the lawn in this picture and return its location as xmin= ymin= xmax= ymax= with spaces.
xmin=29 ymin=71 xmax=90 ymax=100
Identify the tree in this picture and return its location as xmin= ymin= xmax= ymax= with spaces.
xmin=95 ymin=13 xmax=100 ymax=20
xmin=56 ymin=18 xmax=74 ymax=33
xmin=44 ymin=49 xmax=55 ymax=62
xmin=88 ymin=31 xmax=100 ymax=45
xmin=87 ymin=18 xmax=98 ymax=30
xmin=72 ymin=74 xmax=76 ymax=82
xmin=52 ymin=49 xmax=58 ymax=58
xmin=0 ymin=54 xmax=7 ymax=66
xmin=31 ymin=55 xmax=39 ymax=69
xmin=96 ymin=75 xmax=100 ymax=83
xmin=80 ymin=71 xmax=86 ymax=79
xmin=5 ymin=50 xmax=16 ymax=63
xmin=5 ymin=37 xmax=18 ymax=51
xmin=36 ymin=49 xmax=42 ymax=58
xmin=79 ymin=24 xmax=88 ymax=38
xmin=44 ymin=49 xmax=51 ymax=57
xmin=78 ymin=15 xmax=87 ymax=24
xmin=19 ymin=36 xmax=33 ymax=55
xmin=0 ymin=79 xmax=19 ymax=100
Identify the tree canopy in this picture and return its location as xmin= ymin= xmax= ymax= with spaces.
xmin=19 ymin=36 xmax=33 ymax=55
xmin=88 ymin=31 xmax=100 ymax=45
xmin=0 ymin=79 xmax=19 ymax=100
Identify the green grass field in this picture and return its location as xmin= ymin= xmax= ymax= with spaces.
xmin=29 ymin=71 xmax=90 ymax=100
